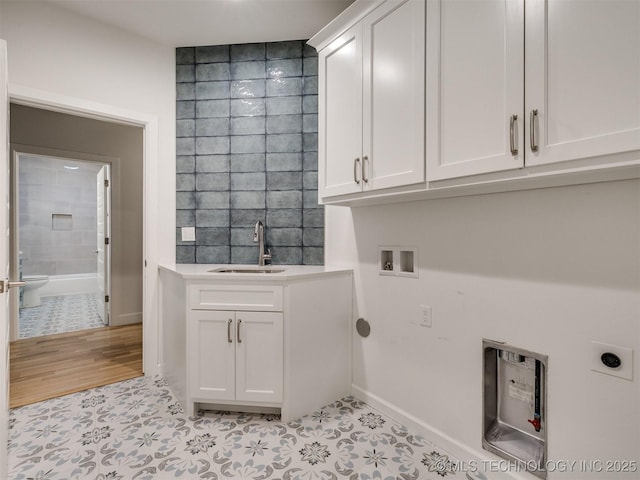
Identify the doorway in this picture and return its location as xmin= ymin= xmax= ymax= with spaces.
xmin=14 ymin=153 xmax=112 ymax=339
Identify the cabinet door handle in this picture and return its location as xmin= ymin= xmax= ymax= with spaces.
xmin=353 ymin=158 xmax=361 ymax=184
xmin=530 ymin=109 xmax=539 ymax=152
xmin=509 ymin=114 xmax=518 ymax=156
xmin=227 ymin=319 xmax=233 ymax=343
xmin=362 ymin=156 xmax=369 ymax=183
xmin=237 ymin=319 xmax=242 ymax=344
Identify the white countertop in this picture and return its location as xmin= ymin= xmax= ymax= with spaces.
xmin=159 ymin=263 xmax=352 ymax=281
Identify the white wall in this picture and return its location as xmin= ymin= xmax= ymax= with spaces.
xmin=326 ymin=179 xmax=640 ymax=479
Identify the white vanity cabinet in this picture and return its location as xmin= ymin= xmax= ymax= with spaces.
xmin=427 ymin=0 xmax=640 ymax=181
xmin=159 ymin=265 xmax=352 ymax=422
xmin=313 ymin=0 xmax=425 ymax=200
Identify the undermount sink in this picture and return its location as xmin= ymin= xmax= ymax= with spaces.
xmin=208 ymin=267 xmax=286 ymax=274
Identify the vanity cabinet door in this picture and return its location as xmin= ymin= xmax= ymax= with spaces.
xmin=188 ymin=310 xmax=235 ymax=401
xmin=235 ymin=311 xmax=283 ymax=403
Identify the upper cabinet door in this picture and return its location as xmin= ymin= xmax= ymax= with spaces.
xmin=318 ymin=24 xmax=363 ymax=198
xmin=525 ymin=0 xmax=640 ymax=166
xmin=427 ymin=0 xmax=525 ymax=181
xmin=362 ymin=0 xmax=425 ymax=190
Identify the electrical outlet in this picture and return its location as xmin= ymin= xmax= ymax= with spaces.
xmin=181 ymin=226 xmax=196 ymax=242
xmin=419 ymin=305 xmax=432 ymax=328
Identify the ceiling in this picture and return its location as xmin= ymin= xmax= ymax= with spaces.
xmin=40 ymin=0 xmax=355 ymax=47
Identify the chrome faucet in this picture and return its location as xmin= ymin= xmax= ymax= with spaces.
xmin=253 ymin=220 xmax=272 ymax=266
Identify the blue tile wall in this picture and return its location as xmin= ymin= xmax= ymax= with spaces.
xmin=176 ymin=41 xmax=322 ymax=265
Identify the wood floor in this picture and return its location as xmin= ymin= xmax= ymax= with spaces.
xmin=10 ymin=324 xmax=143 ymax=408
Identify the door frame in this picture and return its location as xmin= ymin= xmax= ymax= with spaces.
xmin=8 ymin=84 xmax=160 ymax=377
xmin=9 ymin=148 xmax=117 ymax=340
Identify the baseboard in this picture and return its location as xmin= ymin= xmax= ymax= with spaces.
xmin=113 ymin=312 xmax=142 ymax=327
xmin=350 ymin=384 xmax=529 ymax=480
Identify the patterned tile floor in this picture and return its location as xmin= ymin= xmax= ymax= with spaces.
xmin=8 ymin=376 xmax=489 ymax=480
xmin=19 ymin=293 xmax=105 ymax=339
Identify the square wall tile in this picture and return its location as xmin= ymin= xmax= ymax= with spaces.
xmin=177 ymin=65 xmax=195 ymax=83
xmin=176 ymin=47 xmax=195 ymax=65
xmin=177 ymin=155 xmax=195 ymax=173
xmin=303 ymin=246 xmax=323 ymax=265
xmin=177 ymin=246 xmax=196 ymax=263
xmin=176 ymin=209 xmax=195 ymax=227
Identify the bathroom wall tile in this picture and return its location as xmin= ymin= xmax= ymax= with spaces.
xmin=196 ymin=63 xmax=231 ymax=81
xmin=176 ymin=192 xmax=196 ymax=209
xmin=196 ymin=99 xmax=230 ymax=118
xmin=231 ymin=172 xmax=265 ymax=191
xmin=267 ymin=59 xmax=302 ymax=78
xmin=176 ymin=138 xmax=195 ymax=155
xmin=267 ymin=134 xmax=302 ymax=153
xmin=177 ymin=119 xmax=195 ymax=137
xmin=230 ymin=117 xmax=266 ymax=136
xmin=266 ymin=115 xmax=302 ymax=134
xmin=302 ymin=95 xmax=318 ymax=114
xmin=231 ymin=61 xmax=267 ymax=80
xmin=176 ymin=47 xmax=195 ymax=65
xmin=230 ymin=153 xmax=265 ymax=172
xmin=266 ymin=153 xmax=302 ymax=171
xmin=267 ymin=190 xmax=302 ymax=209
xmin=267 ymin=40 xmax=303 ymax=59
xmin=196 ymin=45 xmax=230 ymax=63
xmin=230 ymin=134 xmax=265 ymax=154
xmin=266 ymin=96 xmax=301 ymax=115
xmin=196 ymin=227 xmax=230 ymax=245
xmin=196 ymin=155 xmax=229 ymax=173
xmin=196 ymin=81 xmax=230 ymax=100
xmin=230 ymin=191 xmax=265 ymax=209
xmin=176 ymin=65 xmax=195 ymax=83
xmin=196 ymin=246 xmax=230 ymax=264
xmin=177 ymin=209 xmax=195 ymax=227
xmin=303 ymin=208 xmax=324 ymax=227
xmin=196 ymin=209 xmax=230 ymax=227
xmin=303 ymin=227 xmax=324 ymax=246
xmin=196 ymin=137 xmax=230 ymax=155
xmin=303 ymin=246 xmax=323 ymax=265
xmin=302 ymin=76 xmax=318 ymax=95
xmin=267 ymin=209 xmax=302 ymax=227
xmin=231 ymin=98 xmax=266 ymax=117
xmin=303 ymin=56 xmax=318 ymax=76
xmin=177 ymin=101 xmax=195 ymax=119
xmin=231 ymin=246 xmax=258 ymax=264
xmin=302 ymin=114 xmax=317 ymax=133
xmin=196 ymin=118 xmax=230 ymax=137
xmin=303 ymin=171 xmax=318 ymax=189
xmin=303 ymin=43 xmax=318 ymax=58
xmin=177 ymin=83 xmax=195 ymax=101
xmin=303 ymin=151 xmax=318 ymax=171
xmin=303 ymin=189 xmax=319 ymax=208
xmin=267 ymin=171 xmax=302 ymax=190
xmin=231 ymin=43 xmax=266 ymax=62
xmin=176 ymin=173 xmax=196 ymax=191
xmin=231 ymin=209 xmax=265 ymax=226
xmin=196 ymin=191 xmax=230 ymax=209
xmin=271 ymin=246 xmax=302 ymax=265
xmin=303 ymin=133 xmax=318 ymax=152
xmin=196 ymin=173 xmax=229 ymax=191
xmin=266 ymin=77 xmax=302 ymax=97
xmin=177 ymin=246 xmax=196 ymax=263
xmin=268 ymin=228 xmax=302 ymax=246
xmin=177 ymin=155 xmax=195 ymax=173
xmin=230 ymin=227 xmax=255 ymax=246
xmin=231 ymin=80 xmax=266 ymax=98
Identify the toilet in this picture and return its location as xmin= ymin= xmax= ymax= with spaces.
xmin=22 ymin=275 xmax=49 ymax=308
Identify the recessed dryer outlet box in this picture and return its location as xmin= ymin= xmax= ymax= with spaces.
xmin=591 ymin=341 xmax=633 ymax=380
xmin=378 ymin=246 xmax=418 ymax=278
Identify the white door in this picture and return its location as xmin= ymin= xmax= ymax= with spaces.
xmin=427 ymin=0 xmax=525 ymax=181
xmin=188 ymin=310 xmax=235 ymax=401
xmin=235 ymin=311 xmax=283 ymax=403
xmin=362 ymin=0 xmax=425 ymax=190
xmin=525 ymin=0 xmax=640 ymax=166
xmin=96 ymin=165 xmax=110 ymax=325
xmin=0 ymin=38 xmax=10 ymax=480
xmin=318 ymin=23 xmax=363 ymax=198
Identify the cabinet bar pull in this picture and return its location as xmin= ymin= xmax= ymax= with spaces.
xmin=530 ymin=109 xmax=539 ymax=152
xmin=509 ymin=114 xmax=518 ymax=156
xmin=353 ymin=158 xmax=361 ymax=184
xmin=237 ymin=319 xmax=242 ymax=344
xmin=227 ymin=319 xmax=233 ymax=343
xmin=362 ymin=155 xmax=369 ymax=183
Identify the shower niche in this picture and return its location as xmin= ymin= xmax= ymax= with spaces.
xmin=483 ymin=339 xmax=548 ymax=478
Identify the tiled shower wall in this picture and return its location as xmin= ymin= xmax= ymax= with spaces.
xmin=175 ymin=41 xmax=323 ymax=265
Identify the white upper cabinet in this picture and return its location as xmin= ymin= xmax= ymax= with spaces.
xmin=429 ymin=0 xmax=640 ymax=181
xmin=525 ymin=0 xmax=640 ymax=167
xmin=316 ymin=0 xmax=425 ymax=200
